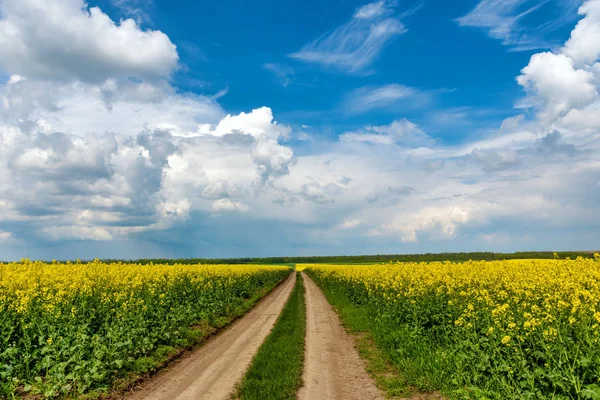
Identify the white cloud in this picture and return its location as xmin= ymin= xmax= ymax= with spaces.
xmin=517 ymin=52 xmax=597 ymax=121
xmin=42 ymin=226 xmax=113 ymax=241
xmin=7 ymin=75 xmax=23 ymax=85
xmin=340 ymin=119 xmax=435 ymax=147
xmin=500 ymin=114 xmax=525 ymax=131
xmin=0 ymin=101 xmax=296 ymax=242
xmin=212 ymin=199 xmax=250 ymax=213
xmin=299 ymin=181 xmax=343 ymax=204
xmin=289 ymin=0 xmax=406 ymax=73
xmin=354 ymin=1 xmax=391 ymax=19
xmin=252 ymin=137 xmax=295 ymax=182
xmin=559 ymin=102 xmax=600 ymax=133
xmin=0 ymin=230 xmax=12 ymax=241
xmin=0 ymin=0 xmax=600 ymax=256
xmin=563 ymin=0 xmax=600 ymax=65
xmin=456 ymin=0 xmax=580 ymax=51
xmin=111 ymin=0 xmax=153 ymax=25
xmin=337 ymin=219 xmax=361 ymax=229
xmin=263 ymin=63 xmax=295 ymax=87
xmin=0 ymin=79 xmax=224 ymax=137
xmin=394 ymin=205 xmax=473 ymax=243
xmin=0 ymin=0 xmax=178 ymax=83
xmin=198 ymin=107 xmax=291 ymax=140
xmin=469 ymin=148 xmax=521 ymax=172
xmin=517 ymin=0 xmax=600 ymax=132
xmin=341 ymin=84 xmax=424 ymax=114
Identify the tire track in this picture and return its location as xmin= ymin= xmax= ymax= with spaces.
xmin=298 ymin=272 xmax=384 ymax=400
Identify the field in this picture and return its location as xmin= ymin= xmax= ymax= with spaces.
xmin=305 ymin=256 xmax=600 ymax=399
xmin=0 ymin=260 xmax=290 ymax=398
xmin=2 ymin=256 xmax=600 ymax=399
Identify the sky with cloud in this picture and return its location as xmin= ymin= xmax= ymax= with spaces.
xmin=0 ymin=0 xmax=599 ymax=260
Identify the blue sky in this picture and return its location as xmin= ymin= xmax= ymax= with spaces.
xmin=0 ymin=0 xmax=599 ymax=259
xmin=93 ymin=0 xmax=578 ymax=135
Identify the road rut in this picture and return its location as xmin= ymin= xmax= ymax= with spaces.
xmin=298 ymin=272 xmax=384 ymax=400
xmin=127 ymin=273 xmax=296 ymax=400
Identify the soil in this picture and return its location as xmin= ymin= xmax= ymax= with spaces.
xmin=297 ymin=272 xmax=384 ymax=400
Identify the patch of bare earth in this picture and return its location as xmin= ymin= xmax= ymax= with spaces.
xmin=298 ymin=272 xmax=384 ymax=400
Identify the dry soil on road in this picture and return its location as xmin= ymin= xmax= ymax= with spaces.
xmin=126 ymin=273 xmax=296 ymax=400
xmin=298 ymin=272 xmax=384 ymax=400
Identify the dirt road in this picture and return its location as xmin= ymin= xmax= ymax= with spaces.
xmin=298 ymin=272 xmax=384 ymax=400
xmin=127 ymin=273 xmax=296 ymax=400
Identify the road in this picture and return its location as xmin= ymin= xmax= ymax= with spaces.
xmin=127 ymin=271 xmax=383 ymax=400
xmin=298 ymin=272 xmax=384 ymax=400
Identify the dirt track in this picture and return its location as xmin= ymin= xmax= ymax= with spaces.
xmin=127 ymin=273 xmax=296 ymax=400
xmin=298 ymin=272 xmax=384 ymax=400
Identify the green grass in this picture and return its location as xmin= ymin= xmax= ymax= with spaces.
xmin=234 ymin=272 xmax=306 ymax=400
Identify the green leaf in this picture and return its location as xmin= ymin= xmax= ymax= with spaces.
xmin=581 ymin=385 xmax=600 ymax=400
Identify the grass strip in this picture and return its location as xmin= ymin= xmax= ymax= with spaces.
xmin=234 ymin=272 xmax=306 ymax=400
xmin=304 ymin=271 xmax=428 ymax=399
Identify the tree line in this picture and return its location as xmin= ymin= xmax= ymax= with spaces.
xmin=96 ymin=251 xmax=597 ymax=265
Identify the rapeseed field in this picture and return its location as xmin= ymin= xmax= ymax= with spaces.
xmin=0 ymin=260 xmax=289 ymax=398
xmin=307 ymin=256 xmax=600 ymax=399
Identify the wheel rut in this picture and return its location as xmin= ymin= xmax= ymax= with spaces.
xmin=298 ymin=272 xmax=384 ymax=400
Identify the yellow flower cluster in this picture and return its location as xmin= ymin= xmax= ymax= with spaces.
xmin=307 ymin=257 xmax=600 ymax=344
xmin=0 ymin=260 xmax=288 ymax=316
xmin=0 ymin=260 xmax=289 ymax=397
xmin=306 ymin=256 xmax=600 ymax=396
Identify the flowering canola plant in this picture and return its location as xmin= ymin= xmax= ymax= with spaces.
xmin=0 ymin=260 xmax=289 ymax=398
xmin=306 ymin=256 xmax=600 ymax=399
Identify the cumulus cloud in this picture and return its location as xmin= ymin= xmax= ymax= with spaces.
xmin=1 ymin=0 xmax=600 ymax=257
xmin=212 ymin=199 xmax=250 ymax=213
xmin=0 ymin=0 xmax=178 ymax=83
xmin=563 ymin=0 xmax=600 ymax=65
xmin=517 ymin=52 xmax=597 ymax=121
xmin=469 ymin=149 xmax=521 ymax=172
xmin=198 ymin=107 xmax=291 ymax=140
xmin=0 ymin=75 xmax=224 ymax=135
xmin=340 ymin=119 xmax=435 ymax=147
xmin=252 ymin=137 xmax=295 ymax=182
xmin=0 ymin=0 xmax=218 ymax=249
xmin=394 ymin=205 xmax=473 ymax=243
xmin=516 ymin=0 xmax=600 ymax=137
